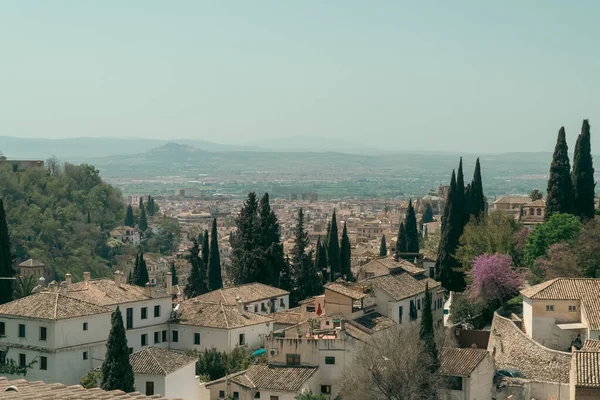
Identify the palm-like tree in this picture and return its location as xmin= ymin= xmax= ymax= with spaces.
xmin=13 ymin=275 xmax=39 ymax=299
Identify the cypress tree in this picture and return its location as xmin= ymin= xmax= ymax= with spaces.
xmin=185 ymin=239 xmax=208 ymax=298
xmin=470 ymin=158 xmax=485 ymax=221
xmin=0 ymin=199 xmax=14 ymax=305
xmin=340 ymin=222 xmax=353 ymax=281
xmin=456 ymin=157 xmax=467 ymax=229
xmin=101 ymin=307 xmax=135 ymax=392
xmin=170 ymin=261 xmax=178 ymax=286
xmin=419 ymin=283 xmax=439 ymax=397
xmin=546 ymin=127 xmax=575 ymax=219
xmin=197 ymin=231 xmax=204 ymax=246
xmin=279 ymin=255 xmax=293 ymax=293
xmin=138 ymin=203 xmax=148 ymax=233
xmin=421 ymin=203 xmax=434 ymax=224
xmin=379 ymin=235 xmax=387 ymax=257
xmin=229 ymin=192 xmax=262 ymax=284
xmin=207 ymin=218 xmax=222 ymax=291
xmin=130 ymin=253 xmax=140 ymax=286
xmin=404 ymin=199 xmax=419 ymax=253
xmin=290 ymin=209 xmax=322 ymax=305
xmin=327 ymin=211 xmax=341 ymax=281
xmin=572 ymin=119 xmax=595 ymax=221
xmin=435 ymin=170 xmax=466 ymax=291
xmin=147 ymin=196 xmax=155 ymax=216
xmin=133 ymin=251 xmax=149 ymax=287
xmin=395 ymin=222 xmax=407 ymax=260
xmin=127 ymin=269 xmax=133 ymax=284
xmin=258 ymin=193 xmax=285 ymax=286
xmin=315 ymin=236 xmax=329 ymax=281
xmin=124 ymin=205 xmax=135 ymax=227
xmin=325 ymin=221 xmax=331 ymax=248
xmin=201 ymin=230 xmax=210 ymax=266
xmin=464 ymin=183 xmax=472 ymax=222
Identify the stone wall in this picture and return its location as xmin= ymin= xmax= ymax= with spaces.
xmin=488 ymin=312 xmax=570 ymax=383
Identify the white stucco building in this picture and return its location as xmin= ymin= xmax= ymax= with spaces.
xmin=0 ymin=291 xmax=112 ymax=385
xmin=439 ymin=348 xmax=494 ymax=400
xmin=130 ymin=346 xmax=199 ymax=400
xmin=190 ymin=283 xmax=290 ymax=315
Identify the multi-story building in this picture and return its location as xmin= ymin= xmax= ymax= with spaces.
xmin=190 ymin=283 xmax=289 ymax=315
xmin=0 ymin=290 xmax=112 ymax=385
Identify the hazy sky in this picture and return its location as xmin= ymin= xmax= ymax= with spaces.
xmin=1 ymin=1 xmax=599 ymax=153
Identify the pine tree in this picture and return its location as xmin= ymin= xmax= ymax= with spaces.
xmin=290 ymin=209 xmax=322 ymax=305
xmin=133 ymin=251 xmax=149 ymax=287
xmin=101 ymin=307 xmax=135 ymax=392
xmin=170 ymin=261 xmax=178 ymax=286
xmin=138 ymin=202 xmax=148 ymax=233
xmin=546 ymin=127 xmax=575 ymax=219
xmin=421 ymin=203 xmax=434 ymax=224
xmin=419 ymin=283 xmax=439 ymax=397
xmin=0 ymin=199 xmax=14 ymax=305
xmin=395 ymin=222 xmax=407 ymax=260
xmin=124 ymin=205 xmax=135 ymax=227
xmin=435 ymin=170 xmax=466 ymax=292
xmin=327 ymin=211 xmax=341 ymax=281
xmin=229 ymin=192 xmax=262 ymax=284
xmin=185 ymin=239 xmax=208 ymax=298
xmin=572 ymin=119 xmax=595 ymax=221
xmin=470 ymin=158 xmax=485 ymax=221
xmin=340 ymin=222 xmax=353 ymax=281
xmin=379 ymin=235 xmax=387 ymax=257
xmin=315 ymin=236 xmax=329 ymax=281
xmin=201 ymin=230 xmax=210 ymax=266
xmin=404 ymin=199 xmax=419 ymax=253
xmin=207 ymin=218 xmax=222 ymax=291
xmin=258 ymin=193 xmax=285 ymax=286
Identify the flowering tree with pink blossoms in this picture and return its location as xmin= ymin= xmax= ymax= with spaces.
xmin=471 ymin=253 xmax=524 ymax=306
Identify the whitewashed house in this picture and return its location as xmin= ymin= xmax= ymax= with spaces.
xmin=0 ymin=290 xmax=112 ymax=385
xmin=439 ymin=348 xmax=494 ymax=400
xmin=130 ymin=346 xmax=199 ymax=400
xmin=191 ymin=283 xmax=289 ymax=314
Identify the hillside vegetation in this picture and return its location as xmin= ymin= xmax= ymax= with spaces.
xmin=0 ymin=163 xmax=124 ymax=281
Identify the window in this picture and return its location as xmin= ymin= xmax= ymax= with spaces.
xmin=417 ymin=299 xmax=421 ymax=310
xmin=233 ymin=392 xmax=239 ymax=399
xmin=537 ymin=208 xmax=542 ymax=216
xmin=19 ymin=353 xmax=26 ymax=367
xmin=569 ymin=305 xmax=577 ymax=312
xmin=83 ymin=322 xmax=88 ymax=331
xmin=172 ymin=330 xmax=179 ymax=342
xmin=321 ymin=385 xmax=332 ymax=394
xmin=280 ymin=298 xmax=285 ymax=308
xmin=325 ymin=356 xmax=335 ymax=365
xmin=409 ymin=300 xmax=417 ymax=321
xmin=219 ymin=391 xmax=226 ymax=398
xmin=39 ymin=327 xmax=47 ymax=341
xmin=254 ymin=305 xmax=258 ymax=313
xmin=83 ymin=351 xmax=88 ymax=360
xmin=40 ymin=356 xmax=47 ymax=370
xmin=0 ymin=322 xmax=5 ymax=336
xmin=18 ymin=324 xmax=25 ymax=338
xmin=146 ymin=381 xmax=154 ymax=396
xmin=194 ymin=333 xmax=201 ymax=345
xmin=306 ymin=306 xmax=316 ymax=313
xmin=261 ymin=303 xmax=267 ymax=312
xmin=154 ymin=332 xmax=160 ymax=344
xmin=239 ymin=333 xmax=245 ymax=346
xmin=546 ymin=304 xmax=555 ymax=312
xmin=286 ymin=354 xmax=301 ymax=366
xmin=333 ymin=319 xmax=341 ymax=328
xmin=141 ymin=334 xmax=148 ymax=346
xmin=128 ymin=347 xmax=133 ymax=355
xmin=254 ymin=392 xmax=261 ymax=399
xmin=154 ymin=305 xmax=161 ymax=318
xmin=0 ymin=351 xmax=5 ymax=364
xmin=270 ymin=397 xmax=279 ymax=400
xmin=162 ymin=330 xmax=167 ymax=342
xmin=446 ymin=376 xmax=463 ymax=391
xmin=398 ymin=306 xmax=403 ymax=324
xmin=126 ymin=308 xmax=133 ymax=329
xmin=325 ymin=321 xmax=330 ymax=326
xmin=141 ymin=307 xmax=148 ymax=320
xmin=529 ymin=208 xmax=535 ymax=216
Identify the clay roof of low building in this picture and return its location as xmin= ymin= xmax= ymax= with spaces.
xmin=582 ymin=340 xmax=600 ymax=351
xmin=191 ymin=283 xmax=289 ymax=305
xmin=66 ymin=278 xmax=170 ymax=306
xmin=129 ymin=347 xmax=196 ymax=376
xmin=174 ymin=300 xmax=272 ymax=329
xmin=440 ymin=348 xmax=489 ymax=377
xmin=0 ymin=292 xmax=111 ymax=321
xmin=227 ymin=365 xmax=318 ymax=392
xmin=351 ymin=312 xmax=396 ymax=333
xmin=573 ymin=350 xmax=600 ymax=388
xmin=324 ymin=283 xmax=367 ymax=300
xmin=366 ymin=272 xmax=440 ymax=302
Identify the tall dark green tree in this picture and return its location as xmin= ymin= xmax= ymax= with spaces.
xmin=146 ymin=196 xmax=155 ymax=216
xmin=87 ymin=210 xmax=91 ymax=224
xmin=315 ymin=236 xmax=329 ymax=281
xmin=258 ymin=193 xmax=285 ymax=286
xmin=290 ymin=209 xmax=322 ymax=305
xmin=456 ymin=158 xmax=467 ymax=229
xmin=201 ymin=230 xmax=210 ymax=266
xmin=101 ymin=307 xmax=135 ymax=392
xmin=379 ymin=235 xmax=387 ymax=257
xmin=340 ymin=222 xmax=353 ymax=281
xmin=279 ymin=255 xmax=293 ymax=292
xmin=470 ymin=158 xmax=485 ymax=221
xmin=0 ymin=199 xmax=14 ymax=305
xmin=229 ymin=192 xmax=262 ymax=284
xmin=207 ymin=218 xmax=222 ymax=291
xmin=421 ymin=203 xmax=434 ymax=224
xmin=419 ymin=283 xmax=439 ymax=397
xmin=132 ymin=251 xmax=149 ymax=287
xmin=138 ymin=202 xmax=148 ymax=233
xmin=124 ymin=205 xmax=135 ymax=227
xmin=546 ymin=127 xmax=575 ymax=219
xmin=404 ymin=199 xmax=419 ymax=253
xmin=327 ymin=211 xmax=341 ymax=281
xmin=170 ymin=261 xmax=178 ymax=286
xmin=435 ymin=170 xmax=466 ymax=291
xmin=184 ymin=239 xmax=208 ymax=298
xmin=138 ymin=197 xmax=144 ymax=210
xmin=572 ymin=119 xmax=595 ymax=221
xmin=395 ymin=222 xmax=407 ymax=260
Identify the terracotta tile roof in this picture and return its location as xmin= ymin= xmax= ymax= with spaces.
xmin=440 ymin=348 xmax=489 ymax=377
xmin=351 ymin=312 xmax=396 ymax=333
xmin=493 ymin=196 xmax=530 ymax=204
xmin=582 ymin=340 xmax=600 ymax=351
xmin=324 ymin=283 xmax=367 ymax=300
xmin=344 ymin=323 xmax=372 ymax=342
xmin=0 ymin=377 xmax=176 ymax=399
xmin=66 ymin=279 xmax=170 ymax=306
xmin=0 ymin=292 xmax=111 ymax=320
xmin=230 ymin=365 xmax=318 ymax=391
xmin=272 ymin=309 xmax=307 ymax=326
xmin=524 ymin=199 xmax=546 ymax=207
xmin=573 ymin=350 xmax=600 ymax=388
xmin=360 ymin=257 xmax=425 ymax=276
xmin=520 ymin=278 xmax=600 ymax=330
xmin=18 ymin=258 xmax=45 ymax=267
xmin=129 ymin=347 xmax=196 ymax=376
xmin=191 ymin=283 xmax=289 ymax=305
xmin=366 ymin=272 xmax=440 ymax=301
xmin=174 ymin=300 xmax=272 ymax=329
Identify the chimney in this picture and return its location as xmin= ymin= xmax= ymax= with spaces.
xmin=237 ymin=298 xmax=245 ymax=313
xmin=166 ymin=271 xmax=172 ymax=295
xmin=83 ymin=272 xmax=91 ymax=282
xmin=65 ymin=273 xmax=72 ymax=286
xmin=48 ymin=281 xmax=56 ymax=292
xmin=59 ymin=281 xmax=67 ymax=294
xmin=144 ymin=282 xmax=151 ymax=297
xmin=114 ymin=270 xmax=122 ymax=287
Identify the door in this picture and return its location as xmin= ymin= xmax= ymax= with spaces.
xmin=145 ymin=381 xmax=154 ymax=396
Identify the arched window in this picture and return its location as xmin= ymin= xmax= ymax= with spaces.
xmin=529 ymin=208 xmax=534 ymax=216
xmin=537 ymin=208 xmax=542 ymax=216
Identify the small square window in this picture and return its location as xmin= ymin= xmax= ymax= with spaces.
xmin=279 ymin=298 xmax=285 ymax=308
xmin=18 ymin=324 xmax=25 ymax=338
xmin=83 ymin=351 xmax=88 ymax=360
xmin=306 ymin=306 xmax=316 ymax=313
xmin=254 ymin=392 xmax=261 ymax=399
xmin=19 ymin=353 xmax=26 ymax=367
xmin=83 ymin=322 xmax=88 ymax=331
xmin=194 ymin=333 xmax=201 ymax=345
xmin=546 ymin=305 xmax=555 ymax=312
xmin=219 ymin=390 xmax=226 ymax=398
xmin=569 ymin=305 xmax=577 ymax=312
xmin=154 ymin=305 xmax=161 ymax=318
xmin=141 ymin=307 xmax=148 ymax=320
xmin=233 ymin=392 xmax=239 ymax=399
xmin=40 ymin=356 xmax=47 ymax=370
xmin=321 ymin=385 xmax=332 ymax=394
xmin=40 ymin=327 xmax=47 ymax=341
xmin=325 ymin=356 xmax=335 ymax=365
xmin=141 ymin=334 xmax=148 ymax=346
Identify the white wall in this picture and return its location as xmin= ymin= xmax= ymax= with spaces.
xmin=523 ymin=297 xmax=533 ymax=337
xmin=244 ymin=295 xmax=289 ymax=315
xmin=169 ymin=322 xmax=271 ymax=353
xmin=135 ymin=374 xmax=166 ymax=397
xmin=118 ymin=296 xmax=173 ymax=352
xmin=468 ymin=355 xmax=494 ymax=400
xmin=54 ymin=314 xmax=111 ymax=348
xmin=164 ymin=362 xmax=200 ymax=400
